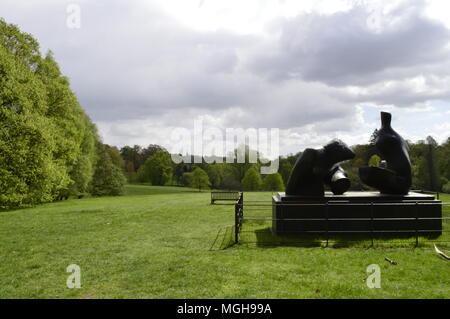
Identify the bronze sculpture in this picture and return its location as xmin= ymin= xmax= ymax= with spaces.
xmin=359 ymin=112 xmax=412 ymax=194
xmin=285 ymin=139 xmax=355 ymax=196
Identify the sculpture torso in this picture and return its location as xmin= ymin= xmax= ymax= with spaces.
xmin=359 ymin=112 xmax=412 ymax=194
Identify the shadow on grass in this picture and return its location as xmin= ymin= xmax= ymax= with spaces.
xmin=209 ymin=225 xmax=236 ymax=250
xmin=248 ymin=227 xmax=443 ymax=248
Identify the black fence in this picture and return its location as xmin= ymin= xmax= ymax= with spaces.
xmin=231 ymin=192 xmax=450 ymax=248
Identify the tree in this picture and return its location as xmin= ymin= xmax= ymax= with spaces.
xmin=90 ymin=143 xmax=126 ymax=196
xmin=279 ymin=158 xmax=293 ymax=186
xmin=262 ymin=173 xmax=284 ymax=191
xmin=426 ymin=136 xmax=441 ymax=191
xmin=189 ymin=167 xmax=211 ymax=191
xmin=241 ymin=167 xmax=262 ymax=191
xmin=120 ymin=145 xmax=143 ymax=172
xmin=0 ymin=19 xmax=119 ymax=207
xmin=181 ymin=172 xmax=193 ymax=187
xmin=140 ymin=150 xmax=173 ymax=185
xmin=141 ymin=144 xmax=167 ymax=163
xmin=206 ymin=164 xmax=225 ymax=189
xmin=368 ymin=154 xmax=381 ymax=167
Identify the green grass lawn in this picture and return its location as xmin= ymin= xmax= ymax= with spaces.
xmin=0 ymin=185 xmax=449 ymax=298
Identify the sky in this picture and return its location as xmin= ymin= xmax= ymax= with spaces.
xmin=1 ymin=0 xmax=450 ymax=157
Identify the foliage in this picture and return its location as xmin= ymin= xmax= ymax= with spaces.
xmin=90 ymin=143 xmax=126 ymax=196
xmin=262 ymin=173 xmax=285 ymax=191
xmin=278 ymin=158 xmax=293 ymax=186
xmin=0 ymin=19 xmax=121 ymax=208
xmin=241 ymin=167 xmax=262 ymax=191
xmin=368 ymin=154 xmax=381 ymax=167
xmin=139 ymin=150 xmax=173 ymax=186
xmin=189 ymin=167 xmax=211 ymax=191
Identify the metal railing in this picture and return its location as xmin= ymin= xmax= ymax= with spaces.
xmin=233 ymin=194 xmax=450 ymax=248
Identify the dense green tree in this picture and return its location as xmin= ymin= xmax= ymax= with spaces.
xmin=120 ymin=145 xmax=143 ymax=172
xmin=141 ymin=144 xmax=167 ymax=163
xmin=437 ymin=137 xmax=450 ymax=182
xmin=91 ymin=143 xmax=126 ymax=196
xmin=181 ymin=172 xmax=193 ymax=187
xmin=0 ymin=21 xmax=68 ymax=207
xmin=0 ymin=19 xmax=118 ymax=208
xmin=262 ymin=173 xmax=284 ymax=191
xmin=278 ymin=158 xmax=293 ymax=186
xmin=189 ymin=167 xmax=211 ymax=191
xmin=425 ymin=136 xmax=441 ymax=191
xmin=206 ymin=163 xmax=225 ymax=189
xmin=241 ymin=167 xmax=262 ymax=191
xmin=139 ymin=150 xmax=173 ymax=185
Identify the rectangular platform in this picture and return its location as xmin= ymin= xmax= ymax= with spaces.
xmin=272 ymin=191 xmax=442 ymax=237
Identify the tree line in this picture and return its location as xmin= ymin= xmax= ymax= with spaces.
xmin=117 ymin=136 xmax=450 ymax=193
xmin=0 ymin=19 xmax=126 ymax=209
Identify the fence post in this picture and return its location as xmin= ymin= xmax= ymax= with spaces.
xmin=325 ymin=202 xmax=329 ymax=247
xmin=415 ymin=201 xmax=419 ymax=247
xmin=234 ymin=201 xmax=239 ymax=244
xmin=234 ymin=192 xmax=243 ymax=244
xmin=370 ymin=202 xmax=374 ymax=247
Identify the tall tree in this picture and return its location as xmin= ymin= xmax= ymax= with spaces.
xmin=190 ymin=167 xmax=211 ymax=191
xmin=139 ymin=150 xmax=173 ymax=185
xmin=241 ymin=167 xmax=262 ymax=191
xmin=262 ymin=173 xmax=284 ymax=191
xmin=426 ymin=136 xmax=441 ymax=191
xmin=91 ymin=143 xmax=126 ymax=196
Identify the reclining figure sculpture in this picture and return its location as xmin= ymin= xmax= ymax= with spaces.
xmin=285 ymin=139 xmax=355 ymax=196
xmin=359 ymin=111 xmax=412 ymax=194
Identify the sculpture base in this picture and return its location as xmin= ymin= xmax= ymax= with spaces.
xmin=272 ymin=191 xmax=442 ymax=237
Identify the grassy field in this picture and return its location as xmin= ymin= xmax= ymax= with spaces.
xmin=0 ymin=185 xmax=449 ymax=299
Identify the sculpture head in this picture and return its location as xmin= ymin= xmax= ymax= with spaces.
xmin=323 ymin=139 xmax=355 ymax=164
xmin=380 ymin=111 xmax=392 ymax=128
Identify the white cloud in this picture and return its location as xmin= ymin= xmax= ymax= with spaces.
xmin=0 ymin=0 xmax=449 ymax=155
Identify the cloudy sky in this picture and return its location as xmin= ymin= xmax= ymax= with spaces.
xmin=1 ymin=0 xmax=450 ymax=156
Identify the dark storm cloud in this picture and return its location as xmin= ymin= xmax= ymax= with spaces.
xmin=248 ymin=1 xmax=450 ymax=87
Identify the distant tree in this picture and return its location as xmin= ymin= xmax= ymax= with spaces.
xmin=442 ymin=181 xmax=450 ymax=193
xmin=426 ymin=136 xmax=441 ymax=191
xmin=369 ymin=129 xmax=379 ymax=145
xmin=181 ymin=172 xmax=193 ymax=187
xmin=368 ymin=154 xmax=381 ymax=167
xmin=279 ymin=158 xmax=293 ymax=186
xmin=120 ymin=145 xmax=143 ymax=172
xmin=262 ymin=173 xmax=284 ymax=191
xmin=241 ymin=167 xmax=262 ymax=191
xmin=140 ymin=150 xmax=173 ymax=186
xmin=91 ymin=143 xmax=126 ymax=196
xmin=174 ymin=162 xmax=193 ymax=185
xmin=141 ymin=144 xmax=167 ymax=163
xmin=105 ymin=145 xmax=123 ymax=169
xmin=206 ymin=164 xmax=225 ymax=189
xmin=437 ymin=137 xmax=450 ymax=183
xmin=125 ymin=161 xmax=136 ymax=182
xmin=221 ymin=174 xmax=241 ymax=190
xmin=189 ymin=167 xmax=211 ymax=191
